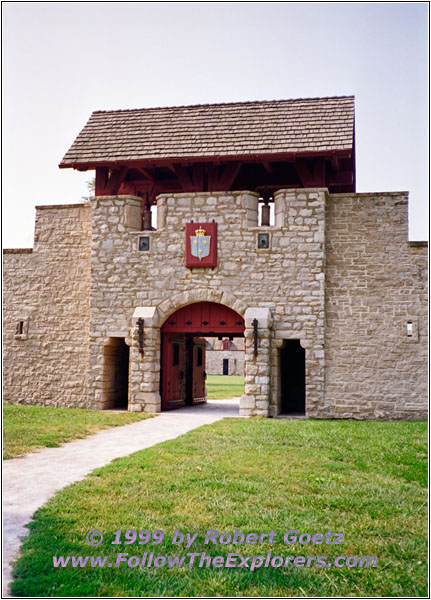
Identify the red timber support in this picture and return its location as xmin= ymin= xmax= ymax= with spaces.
xmin=294 ymin=154 xmax=354 ymax=191
xmin=326 ymin=170 xmax=354 ymax=188
xmin=171 ymin=161 xmax=242 ymax=193
xmin=206 ymin=161 xmax=242 ymax=192
xmin=215 ymin=162 xmax=241 ymax=191
xmin=295 ymin=157 xmax=326 ymax=188
xmin=206 ymin=164 xmax=219 ymax=190
xmin=95 ymin=166 xmax=129 ymax=196
xmin=172 ymin=164 xmax=195 ymax=192
xmin=105 ymin=167 xmax=128 ymax=195
xmin=192 ymin=163 xmax=204 ymax=190
xmin=95 ymin=167 xmax=109 ymax=195
xmin=92 ymin=151 xmax=354 ymax=198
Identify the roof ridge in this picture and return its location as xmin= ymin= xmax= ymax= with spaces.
xmin=92 ymin=95 xmax=355 ymax=115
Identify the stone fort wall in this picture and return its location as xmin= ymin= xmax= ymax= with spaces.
xmin=325 ymin=192 xmax=428 ymax=419
xmin=2 ymin=189 xmax=427 ymax=418
xmin=3 ymin=204 xmax=91 ymax=407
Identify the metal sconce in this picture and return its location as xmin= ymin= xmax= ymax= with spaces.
xmin=138 ymin=318 xmax=144 ymax=355
xmin=252 ymin=318 xmax=258 ymax=356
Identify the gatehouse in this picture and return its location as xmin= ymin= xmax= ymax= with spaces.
xmin=3 ymin=96 xmax=427 ymax=418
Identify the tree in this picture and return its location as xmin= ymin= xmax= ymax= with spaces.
xmin=81 ymin=178 xmax=95 ymax=202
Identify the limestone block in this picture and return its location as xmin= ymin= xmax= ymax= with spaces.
xmin=143 ymin=404 xmax=160 ymax=413
xmin=132 ymin=307 xmax=158 ymax=327
xmin=244 ymin=307 xmax=273 ymax=329
xmin=157 ymin=204 xmax=167 ymax=228
xmin=256 ymin=400 xmax=269 ymax=410
xmin=240 ymin=395 xmax=256 ymax=409
xmin=239 ymin=408 xmax=252 ymax=417
xmin=242 ymin=194 xmax=259 ymax=210
xmin=124 ymin=203 xmax=142 ymax=230
xmin=135 ymin=392 xmax=161 ymax=404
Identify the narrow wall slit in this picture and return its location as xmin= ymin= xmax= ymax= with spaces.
xmin=279 ymin=340 xmax=305 ymax=415
xmin=103 ymin=337 xmax=129 ymax=409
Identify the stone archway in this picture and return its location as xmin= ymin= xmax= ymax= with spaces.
xmin=155 ymin=290 xmax=248 ymax=329
xmin=160 ymin=302 xmax=245 ymax=411
xmin=128 ymin=300 xmax=272 ymax=417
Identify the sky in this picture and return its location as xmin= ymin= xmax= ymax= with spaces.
xmin=2 ymin=2 xmax=429 ymax=247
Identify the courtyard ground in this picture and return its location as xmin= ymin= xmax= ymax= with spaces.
xmin=206 ymin=375 xmax=244 ymax=399
xmin=10 ymin=418 xmax=427 ymax=597
xmin=3 ymin=404 xmax=154 ymax=459
xmin=4 ymin=378 xmax=242 ymax=460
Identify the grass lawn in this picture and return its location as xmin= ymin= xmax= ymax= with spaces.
xmin=206 ymin=375 xmax=244 ymax=399
xmin=11 ymin=419 xmax=427 ymax=597
xmin=3 ymin=405 xmax=154 ymax=459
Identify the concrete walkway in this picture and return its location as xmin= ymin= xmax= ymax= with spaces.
xmin=2 ymin=399 xmax=240 ymax=596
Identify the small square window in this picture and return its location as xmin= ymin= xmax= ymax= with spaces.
xmin=257 ymin=233 xmax=270 ymax=249
xmin=139 ymin=236 xmax=150 ymax=251
xmin=15 ymin=318 xmax=28 ymax=339
xmin=404 ymin=317 xmax=419 ymax=342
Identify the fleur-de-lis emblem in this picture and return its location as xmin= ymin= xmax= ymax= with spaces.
xmin=191 ymin=227 xmax=211 ymax=260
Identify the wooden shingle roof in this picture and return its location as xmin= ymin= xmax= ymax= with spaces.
xmin=60 ymin=96 xmax=355 ymax=168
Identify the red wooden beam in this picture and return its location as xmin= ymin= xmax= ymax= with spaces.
xmin=95 ymin=167 xmax=109 ymax=195
xmin=135 ymin=167 xmax=154 ymax=181
xmin=192 ymin=163 xmax=204 ymax=190
xmin=263 ymin=161 xmax=273 ymax=174
xmin=173 ymin=164 xmax=195 ymax=192
xmin=105 ymin=167 xmax=128 ymax=195
xmin=326 ymin=171 xmax=354 ymax=186
xmin=216 ymin=161 xmax=242 ymax=190
xmin=207 ymin=164 xmax=220 ymax=191
xmin=313 ymin=157 xmax=326 ymax=187
xmin=295 ymin=159 xmax=315 ymax=187
xmin=126 ymin=178 xmax=182 ymax=190
xmin=296 ymin=158 xmax=326 ymax=188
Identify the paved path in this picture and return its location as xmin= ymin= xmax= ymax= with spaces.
xmin=2 ymin=399 xmax=240 ymax=596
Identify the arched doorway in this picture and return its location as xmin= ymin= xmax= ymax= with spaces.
xmin=160 ymin=302 xmax=245 ymax=410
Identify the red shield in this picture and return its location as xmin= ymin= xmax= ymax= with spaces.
xmin=185 ymin=222 xmax=217 ymax=268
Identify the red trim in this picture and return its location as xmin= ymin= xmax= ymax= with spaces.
xmin=59 ymin=149 xmax=353 ymax=170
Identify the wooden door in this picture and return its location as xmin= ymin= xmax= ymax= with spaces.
xmin=192 ymin=338 xmax=206 ymax=404
xmin=161 ymin=334 xmax=186 ymax=410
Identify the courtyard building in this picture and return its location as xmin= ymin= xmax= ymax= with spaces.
xmin=205 ymin=337 xmax=245 ymax=376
